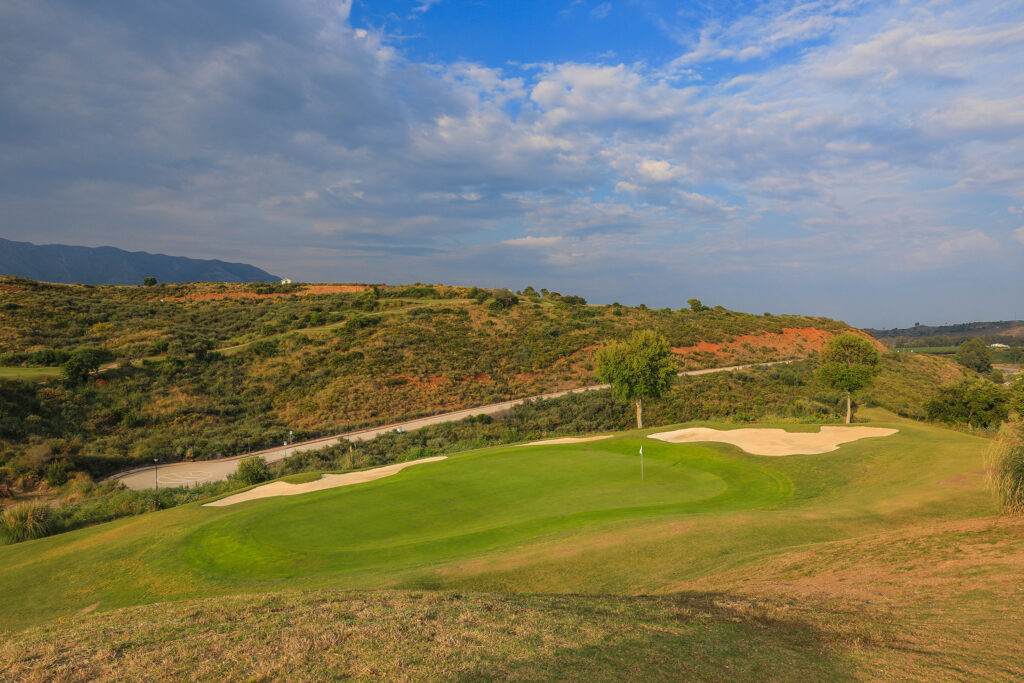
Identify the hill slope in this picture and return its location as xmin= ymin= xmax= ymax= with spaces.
xmin=1 ymin=278 xmax=876 ymax=480
xmin=2 ymin=413 xmax=1017 ymax=680
xmin=0 ymin=238 xmax=278 ymax=285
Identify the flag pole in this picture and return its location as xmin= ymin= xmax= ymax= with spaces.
xmin=640 ymin=444 xmax=644 ymax=481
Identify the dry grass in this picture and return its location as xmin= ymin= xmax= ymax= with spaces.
xmin=0 ymin=590 xmax=876 ymax=681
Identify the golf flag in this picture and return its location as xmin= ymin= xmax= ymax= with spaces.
xmin=640 ymin=444 xmax=644 ymax=481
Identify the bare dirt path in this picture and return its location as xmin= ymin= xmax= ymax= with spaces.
xmin=110 ymin=360 xmax=791 ymax=490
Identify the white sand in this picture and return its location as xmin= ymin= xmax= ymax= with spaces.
xmin=520 ymin=435 xmax=614 ymax=446
xmin=647 ymin=426 xmax=898 ymax=456
xmin=203 ymin=456 xmax=447 ymax=507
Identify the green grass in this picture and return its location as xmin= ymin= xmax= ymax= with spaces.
xmin=0 ymin=366 xmax=60 ymax=381
xmin=2 ymin=411 xmax=1018 ymax=680
xmin=0 ymin=412 xmax=993 ymax=635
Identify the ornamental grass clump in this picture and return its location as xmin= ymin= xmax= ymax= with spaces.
xmin=989 ymin=423 xmax=1024 ymax=516
xmin=1 ymin=503 xmax=54 ymax=542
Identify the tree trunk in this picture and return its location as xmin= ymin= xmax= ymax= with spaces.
xmin=845 ymin=391 xmax=852 ymax=424
xmin=635 ymin=397 xmax=643 ymax=430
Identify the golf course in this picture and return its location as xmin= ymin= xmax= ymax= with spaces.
xmin=3 ymin=409 xmax=1021 ymax=680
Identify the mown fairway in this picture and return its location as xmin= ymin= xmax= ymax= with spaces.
xmin=0 ymin=411 xmax=997 ymax=636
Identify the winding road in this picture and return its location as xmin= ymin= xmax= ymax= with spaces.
xmin=111 ymin=361 xmax=790 ymax=490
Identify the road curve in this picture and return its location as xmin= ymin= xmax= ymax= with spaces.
xmin=111 ymin=360 xmax=790 ymax=490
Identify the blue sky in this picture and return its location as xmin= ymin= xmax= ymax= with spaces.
xmin=2 ymin=0 xmax=1023 ymax=327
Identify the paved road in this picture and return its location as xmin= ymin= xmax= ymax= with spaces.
xmin=111 ymin=361 xmax=790 ymax=490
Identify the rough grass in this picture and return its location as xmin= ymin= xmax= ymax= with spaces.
xmin=4 ymin=514 xmax=1022 ymax=681
xmin=988 ymin=423 xmax=1024 ymax=515
xmin=0 ymin=366 xmax=60 ymax=381
xmin=0 ymin=590 xmax=860 ymax=682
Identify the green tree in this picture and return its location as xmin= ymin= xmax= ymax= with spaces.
xmin=61 ymin=347 xmax=113 ymax=385
xmin=925 ymin=379 xmax=1008 ymax=428
xmin=687 ymin=298 xmax=708 ymax=312
xmin=955 ymin=337 xmax=992 ymax=373
xmin=596 ymin=330 xmax=676 ymax=429
xmin=234 ymin=456 xmax=271 ymax=486
xmin=142 ymin=277 xmax=157 ymax=287
xmin=815 ymin=333 xmax=881 ymax=424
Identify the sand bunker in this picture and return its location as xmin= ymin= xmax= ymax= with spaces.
xmin=520 ymin=435 xmax=614 ymax=446
xmin=647 ymin=426 xmax=897 ymax=456
xmin=203 ymin=456 xmax=446 ymax=507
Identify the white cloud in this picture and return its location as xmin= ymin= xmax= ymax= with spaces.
xmin=1014 ymin=226 xmax=1024 ymax=244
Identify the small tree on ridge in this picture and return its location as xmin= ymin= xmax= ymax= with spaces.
xmin=596 ymin=330 xmax=676 ymax=429
xmin=815 ymin=333 xmax=881 ymax=424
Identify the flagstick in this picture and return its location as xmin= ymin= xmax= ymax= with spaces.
xmin=640 ymin=444 xmax=644 ymax=481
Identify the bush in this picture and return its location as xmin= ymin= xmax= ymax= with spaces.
xmin=989 ymin=423 xmax=1024 ymax=515
xmin=926 ymin=379 xmax=1009 ymax=428
xmin=234 ymin=456 xmax=271 ymax=486
xmin=45 ymin=460 xmax=68 ymax=487
xmin=1 ymin=503 xmax=54 ymax=542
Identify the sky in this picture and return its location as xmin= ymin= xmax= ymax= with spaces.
xmin=1 ymin=1 xmax=1023 ymax=328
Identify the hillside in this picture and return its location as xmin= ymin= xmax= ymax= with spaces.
xmin=2 ymin=414 xmax=1019 ymax=680
xmin=0 ymin=277 xmax=872 ymax=481
xmin=0 ymin=238 xmax=278 ymax=285
xmin=867 ymin=319 xmax=1024 ymax=347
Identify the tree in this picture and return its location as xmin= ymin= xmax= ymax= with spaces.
xmin=596 ymin=330 xmax=676 ymax=429
xmin=955 ymin=337 xmax=992 ymax=373
xmin=687 ymin=298 xmax=708 ymax=312
xmin=925 ymin=379 xmax=1008 ymax=428
xmin=234 ymin=456 xmax=271 ymax=486
xmin=61 ymin=347 xmax=114 ymax=385
xmin=142 ymin=277 xmax=157 ymax=287
xmin=815 ymin=333 xmax=881 ymax=424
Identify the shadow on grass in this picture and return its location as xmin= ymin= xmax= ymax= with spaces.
xmin=455 ymin=591 xmax=858 ymax=682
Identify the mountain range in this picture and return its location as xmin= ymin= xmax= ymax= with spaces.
xmin=0 ymin=238 xmax=278 ymax=285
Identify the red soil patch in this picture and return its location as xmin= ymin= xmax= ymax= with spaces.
xmin=0 ymin=284 xmax=25 ymax=292
xmin=392 ymin=374 xmax=449 ymax=392
xmin=671 ymin=327 xmax=885 ymax=362
xmin=93 ymin=378 xmax=109 ymax=387
xmin=472 ymin=373 xmax=491 ymax=384
xmin=162 ymin=285 xmax=368 ymax=302
xmin=516 ymin=372 xmax=542 ymax=381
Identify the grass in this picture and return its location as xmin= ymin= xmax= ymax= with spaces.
xmin=0 ymin=410 xmax=1015 ymax=679
xmin=0 ymin=366 xmax=60 ymax=381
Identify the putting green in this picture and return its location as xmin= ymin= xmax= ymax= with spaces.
xmin=181 ymin=442 xmax=785 ymax=578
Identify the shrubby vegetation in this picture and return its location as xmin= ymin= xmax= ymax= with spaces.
xmin=989 ymin=423 xmax=1024 ymax=515
xmin=0 ymin=276 xmax=852 ymax=487
xmin=926 ymin=379 xmax=1009 ymax=428
xmin=955 ymin=338 xmax=993 ymax=373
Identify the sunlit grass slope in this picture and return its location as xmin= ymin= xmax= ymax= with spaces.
xmin=0 ymin=412 xmax=995 ymax=635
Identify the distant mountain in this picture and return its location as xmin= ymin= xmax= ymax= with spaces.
xmin=0 ymin=238 xmax=279 ymax=285
xmin=866 ymin=320 xmax=1024 ymax=344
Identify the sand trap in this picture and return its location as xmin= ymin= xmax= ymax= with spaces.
xmin=520 ymin=435 xmax=614 ymax=446
xmin=647 ymin=426 xmax=897 ymax=456
xmin=203 ymin=456 xmax=446 ymax=507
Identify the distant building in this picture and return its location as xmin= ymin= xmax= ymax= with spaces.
xmin=280 ymin=278 xmax=292 ymax=284
xmin=989 ymin=343 xmax=1010 ymax=348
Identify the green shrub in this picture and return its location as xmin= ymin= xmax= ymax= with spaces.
xmin=1 ymin=503 xmax=54 ymax=542
xmin=234 ymin=456 xmax=271 ymax=486
xmin=926 ymin=379 xmax=1009 ymax=428
xmin=989 ymin=424 xmax=1024 ymax=515
xmin=44 ymin=461 xmax=68 ymax=487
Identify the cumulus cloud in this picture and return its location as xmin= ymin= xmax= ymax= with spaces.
xmin=0 ymin=0 xmax=1022 ymax=325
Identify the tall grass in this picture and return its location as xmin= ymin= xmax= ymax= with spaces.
xmin=989 ymin=423 xmax=1024 ymax=515
xmin=0 ymin=503 xmax=54 ymax=542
